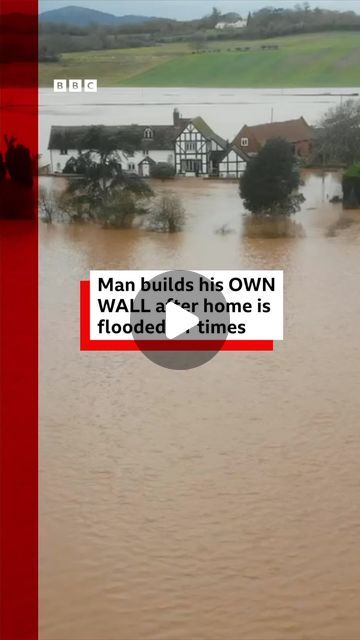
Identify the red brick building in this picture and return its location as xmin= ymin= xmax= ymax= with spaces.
xmin=232 ymin=117 xmax=314 ymax=159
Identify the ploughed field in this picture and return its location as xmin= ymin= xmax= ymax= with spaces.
xmin=39 ymin=32 xmax=360 ymax=88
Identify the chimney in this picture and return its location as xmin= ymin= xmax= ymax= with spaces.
xmin=173 ymin=108 xmax=180 ymax=127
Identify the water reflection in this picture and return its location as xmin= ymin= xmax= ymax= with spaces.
xmin=242 ymin=216 xmax=305 ymax=239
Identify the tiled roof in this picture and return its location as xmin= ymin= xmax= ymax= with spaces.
xmin=48 ymin=124 xmax=181 ymax=151
xmin=233 ymin=118 xmax=314 ymax=147
xmin=138 ymin=155 xmax=156 ymax=165
xmin=210 ymin=145 xmax=249 ymax=163
xmin=219 ymin=145 xmax=249 ymax=161
xmin=48 ymin=115 xmax=227 ymax=153
xmin=191 ymin=117 xmax=227 ymax=149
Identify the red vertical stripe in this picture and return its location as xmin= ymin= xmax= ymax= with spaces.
xmin=0 ymin=0 xmax=38 ymax=638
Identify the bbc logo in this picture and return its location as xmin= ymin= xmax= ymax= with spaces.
xmin=53 ymin=79 xmax=97 ymax=92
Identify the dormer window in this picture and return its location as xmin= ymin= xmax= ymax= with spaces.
xmin=143 ymin=128 xmax=153 ymax=139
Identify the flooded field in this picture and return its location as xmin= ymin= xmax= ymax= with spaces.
xmin=39 ymin=89 xmax=360 ymax=640
xmin=38 ymin=87 xmax=358 ymax=163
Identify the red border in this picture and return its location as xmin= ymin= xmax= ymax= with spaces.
xmin=0 ymin=1 xmax=38 ymax=639
xmin=80 ymin=281 xmax=273 ymax=351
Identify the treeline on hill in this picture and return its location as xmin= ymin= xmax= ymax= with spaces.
xmin=39 ymin=18 xmax=202 ymax=59
xmin=39 ymin=5 xmax=360 ymax=60
xmin=245 ymin=5 xmax=360 ymax=39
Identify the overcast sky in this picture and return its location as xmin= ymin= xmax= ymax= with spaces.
xmin=40 ymin=0 xmax=360 ymax=20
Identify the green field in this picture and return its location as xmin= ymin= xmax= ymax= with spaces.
xmin=39 ymin=32 xmax=360 ymax=88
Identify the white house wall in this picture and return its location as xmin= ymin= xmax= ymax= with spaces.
xmin=50 ymin=149 xmax=78 ymax=173
xmin=124 ymin=150 xmax=174 ymax=171
xmin=209 ymin=140 xmax=222 ymax=151
xmin=219 ymin=150 xmax=247 ymax=178
xmin=50 ymin=149 xmax=174 ymax=174
xmin=175 ymin=124 xmax=209 ymax=175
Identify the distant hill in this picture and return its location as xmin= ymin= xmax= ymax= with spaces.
xmin=39 ymin=5 xmax=157 ymax=27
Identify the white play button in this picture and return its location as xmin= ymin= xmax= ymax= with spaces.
xmin=165 ymin=301 xmax=199 ymax=340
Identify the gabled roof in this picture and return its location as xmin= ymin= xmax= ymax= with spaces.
xmin=138 ymin=155 xmax=156 ymax=165
xmin=187 ymin=117 xmax=227 ymax=149
xmin=218 ymin=145 xmax=249 ymax=162
xmin=233 ymin=117 xmax=314 ymax=146
xmin=48 ymin=124 xmax=180 ymax=151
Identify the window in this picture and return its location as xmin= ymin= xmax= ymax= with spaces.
xmin=60 ymin=149 xmax=68 ymax=155
xmin=143 ymin=128 xmax=153 ymax=139
xmin=240 ymin=137 xmax=248 ymax=147
xmin=185 ymin=141 xmax=197 ymax=152
xmin=128 ymin=163 xmax=136 ymax=171
xmin=181 ymin=159 xmax=201 ymax=173
xmin=56 ymin=162 xmax=61 ymax=171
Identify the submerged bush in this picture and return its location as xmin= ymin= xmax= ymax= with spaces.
xmin=150 ymin=162 xmax=175 ymax=180
xmin=147 ymin=192 xmax=185 ymax=233
xmin=326 ymin=216 xmax=354 ymax=237
xmin=214 ymin=224 xmax=235 ymax=235
xmin=342 ymin=164 xmax=360 ymax=209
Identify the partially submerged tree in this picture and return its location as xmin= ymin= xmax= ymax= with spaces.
xmin=39 ymin=186 xmax=58 ymax=222
xmin=61 ymin=126 xmax=153 ymax=227
xmin=239 ymin=138 xmax=304 ymax=215
xmin=315 ymin=99 xmax=360 ymax=166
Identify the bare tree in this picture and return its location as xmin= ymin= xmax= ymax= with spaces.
xmin=38 ymin=186 xmax=57 ymax=223
xmin=147 ymin=192 xmax=185 ymax=232
xmin=316 ymin=99 xmax=360 ymax=166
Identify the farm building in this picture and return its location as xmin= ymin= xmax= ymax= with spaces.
xmin=232 ymin=117 xmax=314 ymax=158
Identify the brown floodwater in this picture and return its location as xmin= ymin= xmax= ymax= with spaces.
xmin=40 ymin=171 xmax=360 ymax=640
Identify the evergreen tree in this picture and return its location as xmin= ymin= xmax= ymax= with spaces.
xmin=240 ymin=138 xmax=304 ymax=215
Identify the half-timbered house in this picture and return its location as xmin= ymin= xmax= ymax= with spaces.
xmin=47 ymin=109 xmax=247 ymax=178
xmin=175 ymin=117 xmax=227 ymax=177
xmin=218 ymin=145 xmax=249 ymax=178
